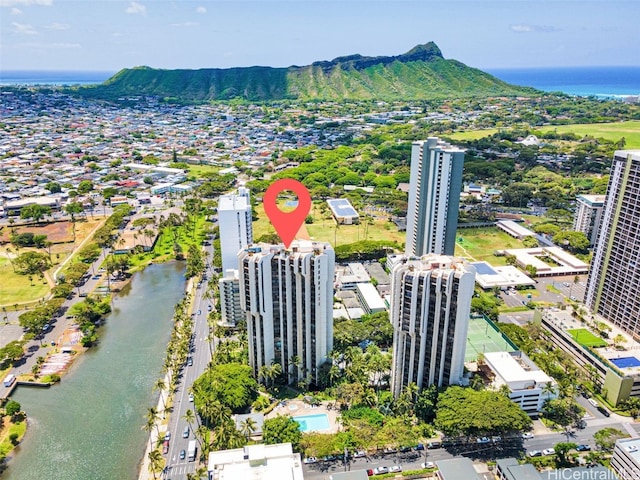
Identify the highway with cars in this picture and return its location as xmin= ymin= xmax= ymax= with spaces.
xmin=161 ymin=243 xmax=216 ymax=480
xmin=302 ymin=420 xmax=640 ymax=479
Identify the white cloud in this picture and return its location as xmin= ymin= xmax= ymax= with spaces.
xmin=0 ymin=0 xmax=52 ymax=6
xmin=170 ymin=21 xmax=198 ymax=28
xmin=125 ymin=1 xmax=145 ymax=15
xmin=16 ymin=41 xmax=79 ymax=49
xmin=11 ymin=22 xmax=37 ymax=34
xmin=45 ymin=22 xmax=69 ymax=30
xmin=510 ymin=24 xmax=560 ymax=34
xmin=10 ymin=7 xmax=22 ymax=14
xmin=196 ymin=6 xmax=206 ymax=14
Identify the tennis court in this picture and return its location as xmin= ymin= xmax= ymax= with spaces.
xmin=465 ymin=315 xmax=517 ymax=362
xmin=567 ymin=328 xmax=607 ymax=348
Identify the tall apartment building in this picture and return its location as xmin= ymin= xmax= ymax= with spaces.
xmin=238 ymin=240 xmax=334 ymax=386
xmin=218 ymin=187 xmax=252 ymax=273
xmin=218 ymin=269 xmax=243 ymax=327
xmin=573 ymin=194 xmax=606 ymax=246
xmin=405 ymin=137 xmax=465 ymax=257
xmin=390 ymin=254 xmax=475 ymax=397
xmin=586 ymin=150 xmax=640 ymax=339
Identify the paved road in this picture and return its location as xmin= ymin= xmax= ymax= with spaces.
xmin=302 ymin=421 xmax=640 ymax=480
xmin=162 ymin=244 xmax=216 ymax=480
xmin=0 ymin=249 xmax=109 ymax=398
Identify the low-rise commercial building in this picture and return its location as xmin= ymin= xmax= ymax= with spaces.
xmin=484 ymin=351 xmax=557 ymax=416
xmin=207 ymin=443 xmax=303 ymax=480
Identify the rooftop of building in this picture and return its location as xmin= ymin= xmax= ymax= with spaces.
xmin=484 ymin=351 xmax=553 ymax=386
xmin=542 ymin=307 xmax=640 ymax=377
xmin=218 ymin=193 xmax=250 ymax=211
xmin=576 ymin=194 xmax=606 ymax=204
xmin=435 ymin=458 xmax=481 ymax=480
xmin=472 ymin=262 xmax=536 ymax=289
xmin=208 ymin=443 xmax=304 ymax=480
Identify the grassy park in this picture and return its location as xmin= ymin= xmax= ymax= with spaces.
xmin=454 ymin=227 xmax=524 ymax=265
xmin=447 ymin=121 xmax=640 ymax=148
xmin=252 ymin=201 xmax=406 ymax=247
xmin=567 ymin=328 xmax=608 ymax=348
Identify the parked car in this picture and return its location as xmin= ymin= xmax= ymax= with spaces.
xmin=162 ymin=440 xmax=169 ymax=455
xmin=576 ymin=444 xmax=591 ymax=451
xmin=542 ymin=448 xmax=556 ymax=456
xmin=164 ymin=432 xmax=171 ymax=441
xmin=353 ymin=450 xmax=367 ymax=458
xmin=427 ymin=441 xmax=442 ymax=449
xmin=374 ymin=467 xmax=389 ymax=475
xmin=389 ymin=466 xmax=402 ymax=473
xmin=415 ymin=443 xmax=425 ymax=451
xmin=179 ymin=449 xmax=186 ymax=460
xmin=522 ymin=432 xmax=535 ymax=439
xmin=476 ymin=437 xmax=490 ymax=444
xmin=188 ymin=392 xmax=194 ymax=402
xmin=421 ymin=462 xmax=435 ymax=469
xmin=366 ymin=470 xmax=374 ymax=477
xmin=187 ymin=357 xmax=193 ymax=367
xmin=528 ymin=450 xmax=542 ymax=457
xmin=597 ymin=406 xmax=611 ymax=417
xmin=303 ymin=456 xmax=318 ymax=464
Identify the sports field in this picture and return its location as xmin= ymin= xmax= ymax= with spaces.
xmin=465 ymin=315 xmax=517 ymax=362
xmin=455 ymin=227 xmax=523 ymax=266
xmin=567 ymin=328 xmax=607 ymax=348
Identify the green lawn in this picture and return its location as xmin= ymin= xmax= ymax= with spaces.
xmin=0 ymin=256 xmax=50 ymax=306
xmin=536 ymin=121 xmax=640 ymax=149
xmin=454 ymin=227 xmax=524 ymax=265
xmin=567 ymin=328 xmax=607 ymax=348
xmin=252 ymin=201 xmax=406 ymax=247
xmin=446 ymin=121 xmax=640 ymax=148
xmin=446 ymin=129 xmax=499 ymax=141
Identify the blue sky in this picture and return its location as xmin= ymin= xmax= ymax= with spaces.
xmin=1 ymin=0 xmax=639 ymax=72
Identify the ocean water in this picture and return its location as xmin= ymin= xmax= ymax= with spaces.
xmin=0 ymin=70 xmax=115 ymax=86
xmin=487 ymin=66 xmax=640 ymax=98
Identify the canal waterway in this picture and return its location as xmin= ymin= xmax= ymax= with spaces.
xmin=4 ymin=262 xmax=186 ymax=480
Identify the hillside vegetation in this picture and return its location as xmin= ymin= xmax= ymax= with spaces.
xmin=76 ymin=42 xmax=537 ymax=102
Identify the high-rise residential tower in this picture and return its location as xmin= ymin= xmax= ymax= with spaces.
xmin=573 ymin=194 xmax=606 ymax=247
xmin=218 ymin=187 xmax=252 ymax=273
xmin=218 ymin=269 xmax=243 ymax=327
xmin=238 ymin=240 xmax=335 ymax=386
xmin=586 ymin=150 xmax=640 ymax=339
xmin=390 ymin=254 xmax=475 ymax=397
xmin=405 ymin=137 xmax=465 ymax=257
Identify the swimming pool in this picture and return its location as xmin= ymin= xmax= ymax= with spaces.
xmin=611 ymin=356 xmax=640 ymax=369
xmin=293 ymin=413 xmax=330 ymax=432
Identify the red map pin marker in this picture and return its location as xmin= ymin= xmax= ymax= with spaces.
xmin=263 ymin=178 xmax=311 ymax=249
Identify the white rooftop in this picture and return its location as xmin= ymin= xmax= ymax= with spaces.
xmin=208 ymin=443 xmax=303 ymax=480
xmin=484 ymin=351 xmax=552 ymax=385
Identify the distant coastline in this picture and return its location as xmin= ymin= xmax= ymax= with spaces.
xmin=487 ymin=66 xmax=640 ymax=99
xmin=0 ymin=70 xmax=115 ymax=86
xmin=1 ymin=66 xmax=639 ymax=99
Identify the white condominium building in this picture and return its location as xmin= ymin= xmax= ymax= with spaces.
xmin=390 ymin=254 xmax=475 ymax=397
xmin=218 ymin=187 xmax=252 ymax=273
xmin=573 ymin=194 xmax=606 ymax=246
xmin=405 ymin=137 xmax=465 ymax=257
xmin=238 ymin=240 xmax=334 ymax=386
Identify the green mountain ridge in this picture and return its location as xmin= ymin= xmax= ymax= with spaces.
xmin=78 ymin=42 xmax=537 ymax=102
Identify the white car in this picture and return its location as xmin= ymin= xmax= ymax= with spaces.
xmin=421 ymin=462 xmax=435 ymax=469
xmin=389 ymin=466 xmax=402 ymax=473
xmin=303 ymin=456 xmax=317 ymax=464
xmin=476 ymin=437 xmax=490 ymax=444
xmin=522 ymin=432 xmax=535 ymax=439
xmin=353 ymin=450 xmax=367 ymax=458
xmin=542 ymin=448 xmax=556 ymax=456
xmin=188 ymin=392 xmax=194 ymax=402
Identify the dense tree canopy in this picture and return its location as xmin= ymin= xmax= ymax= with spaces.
xmin=263 ymin=415 xmax=303 ymax=452
xmin=192 ymin=363 xmax=258 ymax=413
xmin=435 ymin=386 xmax=532 ymax=438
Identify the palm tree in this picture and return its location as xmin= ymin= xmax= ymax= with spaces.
xmin=141 ymin=417 xmax=155 ymax=451
xmin=240 ymin=417 xmax=257 ymax=439
xmin=147 ymin=449 xmax=163 ymax=480
xmin=145 ymin=406 xmax=161 ymax=438
xmin=289 ymin=354 xmax=301 ymax=384
xmin=153 ymin=378 xmax=167 ymax=416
